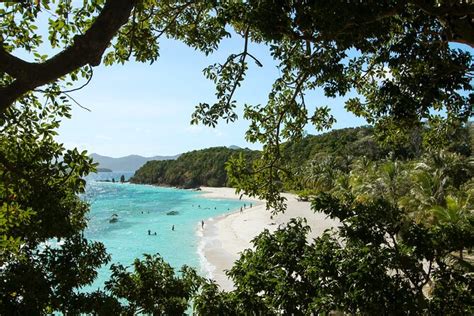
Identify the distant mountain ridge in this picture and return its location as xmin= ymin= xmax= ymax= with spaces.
xmin=90 ymin=153 xmax=179 ymax=172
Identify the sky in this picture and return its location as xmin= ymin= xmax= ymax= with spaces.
xmin=55 ymin=36 xmax=367 ymax=157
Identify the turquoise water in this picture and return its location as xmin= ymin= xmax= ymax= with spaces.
xmin=83 ymin=172 xmax=246 ymax=290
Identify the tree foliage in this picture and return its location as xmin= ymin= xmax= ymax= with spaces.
xmin=0 ymin=97 xmax=111 ymax=314
xmin=105 ymin=254 xmax=203 ymax=315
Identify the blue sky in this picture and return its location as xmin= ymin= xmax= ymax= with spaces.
xmin=57 ymin=35 xmax=366 ymax=157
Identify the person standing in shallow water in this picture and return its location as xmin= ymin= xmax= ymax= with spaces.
xmin=201 ymin=220 xmax=204 ymax=229
xmin=172 ymin=225 xmax=175 ymax=231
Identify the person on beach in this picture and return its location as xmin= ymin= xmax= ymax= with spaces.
xmin=250 ymin=203 xmax=252 ymax=208
xmin=240 ymin=207 xmax=243 ymax=213
xmin=244 ymin=203 xmax=246 ymax=208
xmin=201 ymin=220 xmax=204 ymax=229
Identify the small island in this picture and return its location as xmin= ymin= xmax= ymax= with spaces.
xmin=97 ymin=168 xmax=113 ymax=172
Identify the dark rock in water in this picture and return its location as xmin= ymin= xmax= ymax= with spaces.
xmin=166 ymin=210 xmax=179 ymax=216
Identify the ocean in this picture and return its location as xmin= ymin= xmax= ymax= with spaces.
xmin=82 ymin=172 xmax=246 ymax=291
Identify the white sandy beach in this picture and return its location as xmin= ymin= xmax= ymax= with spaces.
xmin=198 ymin=187 xmax=340 ymax=291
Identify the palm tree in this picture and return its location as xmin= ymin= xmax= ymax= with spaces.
xmin=431 ymin=195 xmax=473 ymax=260
xmin=348 ymin=156 xmax=375 ymax=201
xmin=350 ymin=158 xmax=409 ymax=206
xmin=400 ymin=151 xmax=473 ymax=221
xmin=431 ymin=196 xmax=471 ymax=225
xmin=304 ymin=155 xmax=340 ymax=192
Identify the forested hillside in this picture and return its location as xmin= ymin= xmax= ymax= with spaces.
xmin=130 ymin=147 xmax=259 ymax=188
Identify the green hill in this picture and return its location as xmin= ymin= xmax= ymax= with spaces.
xmin=130 ymin=147 xmax=259 ymax=188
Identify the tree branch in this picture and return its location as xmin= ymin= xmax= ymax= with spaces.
xmin=411 ymin=1 xmax=474 ymax=17
xmin=0 ymin=0 xmax=138 ymax=114
xmin=410 ymin=0 xmax=474 ymax=48
xmin=288 ymin=2 xmax=474 ymax=48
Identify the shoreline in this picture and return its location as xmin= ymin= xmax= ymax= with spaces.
xmin=197 ymin=186 xmax=340 ymax=291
